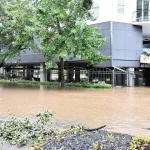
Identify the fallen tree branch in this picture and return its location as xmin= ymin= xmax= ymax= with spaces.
xmin=85 ymin=125 xmax=106 ymax=132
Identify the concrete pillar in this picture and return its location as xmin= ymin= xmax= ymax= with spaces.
xmin=111 ymin=70 xmax=115 ymax=87
xmin=75 ymin=69 xmax=80 ymax=83
xmin=0 ymin=67 xmax=4 ymax=79
xmin=127 ymin=68 xmax=135 ymax=87
xmin=40 ymin=63 xmax=46 ymax=82
xmin=0 ymin=67 xmax=4 ymax=74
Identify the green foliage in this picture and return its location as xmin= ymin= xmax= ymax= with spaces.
xmin=0 ymin=79 xmax=11 ymax=83
xmin=0 ymin=0 xmax=108 ymax=65
xmin=92 ymin=142 xmax=103 ymax=150
xmin=0 ymin=0 xmax=35 ymax=61
xmin=15 ymin=80 xmax=59 ymax=87
xmin=129 ymin=136 xmax=150 ymax=150
xmin=29 ymin=141 xmax=44 ymax=150
xmin=83 ymin=0 xmax=93 ymax=10
xmin=0 ymin=79 xmax=111 ymax=89
xmin=15 ymin=80 xmax=39 ymax=85
xmin=68 ymin=125 xmax=85 ymax=135
xmin=0 ymin=74 xmax=5 ymax=79
xmin=0 ymin=111 xmax=54 ymax=147
xmin=67 ymin=82 xmax=112 ymax=89
xmin=33 ymin=0 xmax=108 ymax=65
xmin=0 ymin=0 xmax=109 ymax=87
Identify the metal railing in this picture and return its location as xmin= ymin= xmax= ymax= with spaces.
xmin=132 ymin=11 xmax=150 ymax=22
xmin=0 ymin=67 xmax=144 ymax=87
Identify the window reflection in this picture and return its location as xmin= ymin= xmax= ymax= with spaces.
xmin=137 ymin=0 xmax=150 ymax=21
xmin=142 ymin=43 xmax=150 ymax=54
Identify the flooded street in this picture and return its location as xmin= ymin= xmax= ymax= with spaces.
xmin=0 ymin=83 xmax=150 ymax=133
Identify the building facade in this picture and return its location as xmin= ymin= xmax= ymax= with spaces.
xmin=89 ymin=0 xmax=150 ymax=86
xmin=90 ymin=0 xmax=150 ymax=68
xmin=1 ymin=0 xmax=150 ymax=86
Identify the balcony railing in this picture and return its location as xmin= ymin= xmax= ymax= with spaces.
xmin=133 ymin=11 xmax=150 ymax=22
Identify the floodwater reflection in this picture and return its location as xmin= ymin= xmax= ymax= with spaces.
xmin=0 ymin=83 xmax=150 ymax=130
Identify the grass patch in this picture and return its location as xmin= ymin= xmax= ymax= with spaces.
xmin=15 ymin=80 xmax=39 ymax=85
xmin=66 ymin=82 xmax=112 ymax=89
xmin=0 ymin=79 xmax=11 ymax=83
xmin=0 ymin=79 xmax=112 ymax=89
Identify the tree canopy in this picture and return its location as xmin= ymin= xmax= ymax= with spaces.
xmin=0 ymin=0 xmax=109 ymax=86
xmin=0 ymin=0 xmax=35 ymax=61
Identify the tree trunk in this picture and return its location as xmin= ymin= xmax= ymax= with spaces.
xmin=60 ymin=57 xmax=65 ymax=87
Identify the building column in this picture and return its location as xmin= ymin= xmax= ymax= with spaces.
xmin=111 ymin=70 xmax=115 ymax=87
xmin=0 ymin=67 xmax=4 ymax=75
xmin=127 ymin=68 xmax=135 ymax=87
xmin=40 ymin=63 xmax=46 ymax=82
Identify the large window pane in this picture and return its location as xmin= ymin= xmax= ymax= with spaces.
xmin=136 ymin=0 xmax=149 ymax=21
xmin=144 ymin=0 xmax=149 ymax=20
xmin=137 ymin=0 xmax=142 ymax=19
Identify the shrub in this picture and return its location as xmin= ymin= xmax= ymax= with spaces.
xmin=0 ymin=79 xmax=112 ymax=89
xmin=0 ymin=111 xmax=54 ymax=147
xmin=0 ymin=74 xmax=4 ymax=79
xmin=66 ymin=82 xmax=112 ymax=89
xmin=0 ymin=79 xmax=11 ymax=83
xmin=129 ymin=136 xmax=150 ymax=150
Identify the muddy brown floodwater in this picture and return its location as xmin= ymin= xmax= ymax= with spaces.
xmin=0 ymin=83 xmax=150 ymax=136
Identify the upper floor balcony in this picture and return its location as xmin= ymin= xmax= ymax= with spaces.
xmin=133 ymin=11 xmax=150 ymax=23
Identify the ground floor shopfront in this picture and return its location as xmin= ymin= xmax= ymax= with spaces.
xmin=0 ymin=63 xmax=149 ymax=87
